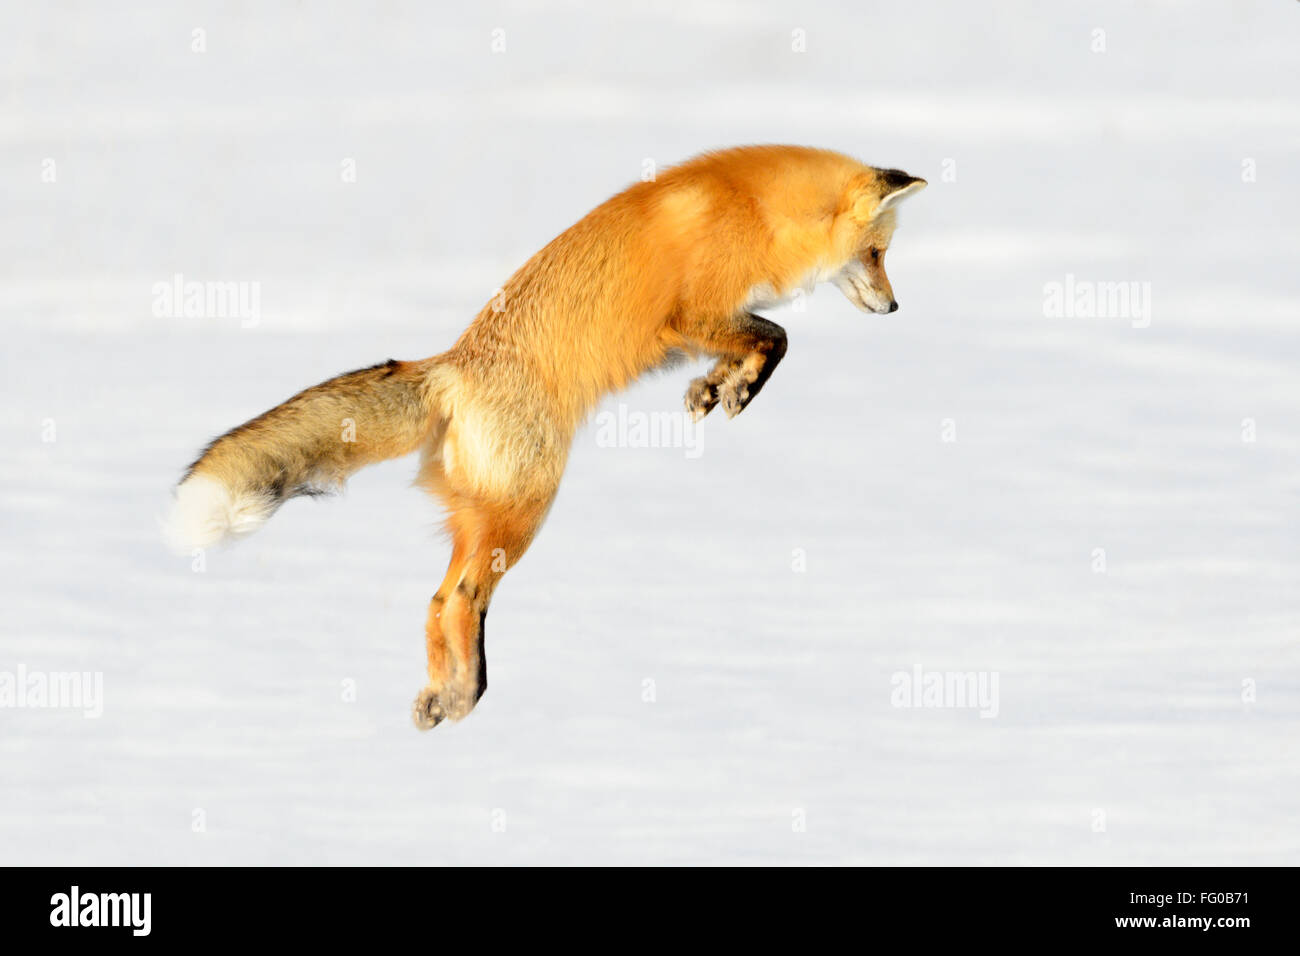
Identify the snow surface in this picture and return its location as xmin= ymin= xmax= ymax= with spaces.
xmin=1 ymin=0 xmax=1297 ymax=864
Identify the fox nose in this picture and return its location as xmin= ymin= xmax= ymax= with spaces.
xmin=887 ymin=300 xmax=899 ymax=313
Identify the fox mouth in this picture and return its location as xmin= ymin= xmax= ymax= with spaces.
xmin=833 ymin=270 xmax=893 ymax=314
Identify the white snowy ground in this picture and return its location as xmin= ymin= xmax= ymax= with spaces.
xmin=1 ymin=1 xmax=1297 ymax=864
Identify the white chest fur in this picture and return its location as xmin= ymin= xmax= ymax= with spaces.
xmin=741 ymin=263 xmax=841 ymax=311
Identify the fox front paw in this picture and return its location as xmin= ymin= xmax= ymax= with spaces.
xmin=717 ymin=376 xmax=752 ymax=419
xmin=684 ymin=376 xmax=719 ymax=422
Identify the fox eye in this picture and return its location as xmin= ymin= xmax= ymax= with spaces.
xmin=868 ymin=247 xmax=880 ymax=262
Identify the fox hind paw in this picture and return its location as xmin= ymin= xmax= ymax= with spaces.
xmin=411 ymin=682 xmax=479 ymax=731
xmin=412 ymin=687 xmax=446 ymax=731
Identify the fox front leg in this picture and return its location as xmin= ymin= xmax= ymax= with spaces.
xmin=683 ymin=313 xmax=788 ymax=420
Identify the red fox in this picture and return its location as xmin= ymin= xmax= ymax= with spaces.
xmin=167 ymin=145 xmax=927 ymax=729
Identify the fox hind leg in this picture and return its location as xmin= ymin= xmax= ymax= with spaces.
xmin=412 ymin=496 xmax=550 ymax=730
xmin=413 ymin=512 xmax=473 ymax=729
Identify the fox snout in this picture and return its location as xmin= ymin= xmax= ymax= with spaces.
xmin=832 ymin=254 xmax=899 ymax=314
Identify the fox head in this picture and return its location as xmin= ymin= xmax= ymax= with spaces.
xmin=832 ymin=168 xmax=927 ymax=314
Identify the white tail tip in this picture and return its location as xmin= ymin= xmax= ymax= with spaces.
xmin=165 ymin=475 xmax=276 ymax=552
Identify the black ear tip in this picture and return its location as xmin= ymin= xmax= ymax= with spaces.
xmin=879 ymin=168 xmax=923 ymax=190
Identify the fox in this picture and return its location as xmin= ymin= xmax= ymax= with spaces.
xmin=167 ymin=144 xmax=927 ymax=730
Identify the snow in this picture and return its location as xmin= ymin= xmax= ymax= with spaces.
xmin=1 ymin=0 xmax=1297 ymax=864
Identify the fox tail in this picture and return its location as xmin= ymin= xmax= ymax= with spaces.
xmin=166 ymin=357 xmax=446 ymax=551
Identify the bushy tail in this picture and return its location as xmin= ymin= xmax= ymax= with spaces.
xmin=166 ymin=357 xmax=445 ymax=551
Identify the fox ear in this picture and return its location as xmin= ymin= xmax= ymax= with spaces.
xmin=843 ymin=169 xmax=927 ymax=223
xmin=874 ymin=169 xmax=927 ymax=214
